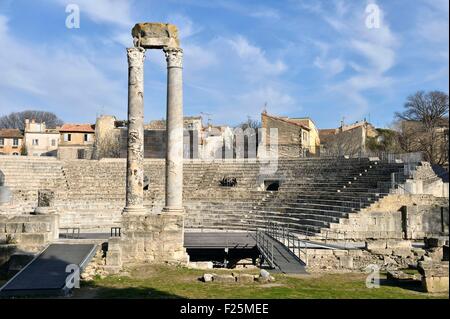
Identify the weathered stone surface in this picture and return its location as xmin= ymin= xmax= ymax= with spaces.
xmin=188 ymin=261 xmax=213 ymax=270
xmin=162 ymin=46 xmax=184 ymax=214
xmin=202 ymin=273 xmax=213 ymax=282
xmin=213 ymin=274 xmax=236 ymax=283
xmin=233 ymin=273 xmax=255 ymax=283
xmin=37 ymin=190 xmax=54 ymax=207
xmin=339 ymin=256 xmax=354 ymax=269
xmin=115 ymin=214 xmax=188 ymax=266
xmin=418 ymin=260 xmax=449 ymax=293
xmin=132 ymin=23 xmax=180 ymax=49
xmin=124 ymin=47 xmax=146 ymax=215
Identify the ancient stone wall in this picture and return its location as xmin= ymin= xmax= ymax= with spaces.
xmin=324 ymin=194 xmax=449 ymax=240
xmin=105 ymin=214 xmax=188 ymax=269
xmin=0 ymin=214 xmax=59 ymax=252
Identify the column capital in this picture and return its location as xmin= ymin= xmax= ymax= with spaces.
xmin=163 ymin=47 xmax=183 ymax=68
xmin=127 ymin=47 xmax=146 ymax=67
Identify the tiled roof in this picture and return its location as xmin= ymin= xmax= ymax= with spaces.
xmin=262 ymin=113 xmax=310 ymax=131
xmin=59 ymin=124 xmax=95 ymax=133
xmin=0 ymin=129 xmax=23 ymax=138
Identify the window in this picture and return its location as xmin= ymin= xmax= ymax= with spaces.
xmin=303 ymin=131 xmax=308 ymax=143
xmin=0 ymin=138 xmax=3 ymax=146
xmin=32 ymin=139 xmax=39 ymax=145
xmin=64 ymin=134 xmax=71 ymax=142
xmin=84 ymin=134 xmax=89 ymax=142
xmin=51 ymin=139 xmax=56 ymax=146
xmin=13 ymin=138 xmax=19 ymax=146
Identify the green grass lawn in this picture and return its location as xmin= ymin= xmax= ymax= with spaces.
xmin=75 ymin=264 xmax=449 ymax=299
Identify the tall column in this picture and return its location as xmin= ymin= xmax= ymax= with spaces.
xmin=123 ymin=47 xmax=146 ymax=215
xmin=162 ymin=47 xmax=184 ymax=214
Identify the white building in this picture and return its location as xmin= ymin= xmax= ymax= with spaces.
xmin=24 ymin=119 xmax=60 ymax=156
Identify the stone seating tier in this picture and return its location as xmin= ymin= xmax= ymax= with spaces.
xmin=0 ymin=157 xmax=410 ymax=235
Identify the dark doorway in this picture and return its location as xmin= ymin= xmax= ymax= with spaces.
xmin=265 ymin=180 xmax=280 ymax=191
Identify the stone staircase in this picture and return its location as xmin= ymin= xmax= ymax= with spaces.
xmin=0 ymin=156 xmax=68 ymax=208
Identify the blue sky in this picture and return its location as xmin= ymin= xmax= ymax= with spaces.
xmin=0 ymin=0 xmax=448 ymax=129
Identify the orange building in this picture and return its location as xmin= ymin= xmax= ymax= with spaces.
xmin=0 ymin=129 xmax=23 ymax=155
xmin=58 ymin=124 xmax=95 ymax=160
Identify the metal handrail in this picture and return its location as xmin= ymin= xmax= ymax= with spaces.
xmin=264 ymin=222 xmax=308 ymax=266
xmin=255 ymin=229 xmax=275 ymax=268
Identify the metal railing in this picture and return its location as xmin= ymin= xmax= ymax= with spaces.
xmin=264 ymin=222 xmax=308 ymax=265
xmin=60 ymin=227 xmax=80 ymax=239
xmin=377 ymin=151 xmax=423 ymax=164
xmin=255 ymin=229 xmax=275 ymax=268
xmin=111 ymin=227 xmax=121 ymax=237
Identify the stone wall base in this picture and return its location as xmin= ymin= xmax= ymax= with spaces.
xmin=305 ymin=245 xmax=424 ymax=272
xmin=106 ymin=213 xmax=189 ymax=269
xmin=0 ymin=214 xmax=59 ymax=252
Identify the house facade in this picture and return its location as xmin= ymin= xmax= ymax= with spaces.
xmin=24 ymin=119 xmax=59 ymax=156
xmin=261 ymin=112 xmax=315 ymax=157
xmin=58 ymin=123 xmax=96 ymax=160
xmin=0 ymin=129 xmax=23 ymax=155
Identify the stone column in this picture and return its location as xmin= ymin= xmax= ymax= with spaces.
xmin=162 ymin=47 xmax=184 ymax=214
xmin=123 ymin=47 xmax=146 ymax=215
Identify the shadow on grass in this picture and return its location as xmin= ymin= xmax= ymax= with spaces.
xmin=380 ymin=278 xmax=424 ymax=293
xmin=80 ymin=282 xmax=185 ymax=299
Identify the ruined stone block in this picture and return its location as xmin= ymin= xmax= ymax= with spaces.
xmin=235 ymin=273 xmax=255 ymax=283
xmin=132 ymin=23 xmax=180 ymax=49
xmin=23 ymin=222 xmax=50 ymax=233
xmin=19 ymin=233 xmax=48 ymax=246
xmin=418 ymin=261 xmax=449 ymax=293
xmin=392 ymin=248 xmax=413 ymax=258
xmin=213 ymin=274 xmax=236 ymax=283
xmin=5 ymin=223 xmax=24 ymax=234
xmin=106 ymin=250 xmax=122 ymax=267
xmin=339 ymin=256 xmax=354 ymax=269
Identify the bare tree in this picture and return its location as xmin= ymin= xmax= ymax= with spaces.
xmin=322 ymin=128 xmax=364 ymax=158
xmin=94 ymin=130 xmax=122 ymax=159
xmin=395 ymin=91 xmax=449 ymax=128
xmin=0 ymin=110 xmax=64 ymax=129
xmin=237 ymin=116 xmax=261 ymax=130
xmin=396 ymin=91 xmax=449 ymax=164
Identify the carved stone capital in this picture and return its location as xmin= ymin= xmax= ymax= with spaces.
xmin=127 ymin=47 xmax=145 ymax=68
xmin=164 ymin=47 xmax=183 ymax=68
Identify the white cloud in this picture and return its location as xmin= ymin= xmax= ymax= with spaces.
xmin=227 ymin=35 xmax=287 ymax=78
xmin=303 ymin=1 xmax=399 ymax=122
xmin=312 ymin=41 xmax=345 ymax=77
xmin=51 ymin=0 xmax=133 ymax=27
xmin=417 ymin=0 xmax=449 ymax=45
xmin=0 ymin=14 xmax=126 ymax=120
xmin=166 ymin=14 xmax=202 ymax=39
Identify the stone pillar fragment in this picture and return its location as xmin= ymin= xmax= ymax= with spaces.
xmin=162 ymin=47 xmax=184 ymax=214
xmin=123 ymin=47 xmax=146 ymax=215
